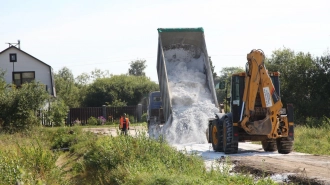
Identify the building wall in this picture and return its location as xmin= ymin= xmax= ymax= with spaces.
xmin=0 ymin=47 xmax=54 ymax=95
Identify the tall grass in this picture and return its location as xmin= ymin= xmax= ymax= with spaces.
xmin=0 ymin=141 xmax=66 ymax=184
xmin=74 ymin=132 xmax=276 ymax=185
xmin=294 ymin=116 xmax=330 ymax=155
xmin=0 ymin=126 xmax=276 ymax=185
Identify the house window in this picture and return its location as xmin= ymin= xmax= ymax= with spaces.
xmin=13 ymin=72 xmax=35 ymax=86
xmin=10 ymin=53 xmax=17 ymax=62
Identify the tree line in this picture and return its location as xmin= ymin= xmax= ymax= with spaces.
xmin=0 ymin=59 xmax=158 ymax=131
xmin=215 ymin=48 xmax=330 ymax=124
xmin=1 ymin=48 xmax=329 ymax=131
xmin=54 ymin=59 xmax=158 ymax=108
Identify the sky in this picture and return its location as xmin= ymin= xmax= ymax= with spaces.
xmin=1 ymin=0 xmax=329 ymax=82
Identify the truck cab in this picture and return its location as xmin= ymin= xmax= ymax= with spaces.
xmin=147 ymin=91 xmax=165 ymax=130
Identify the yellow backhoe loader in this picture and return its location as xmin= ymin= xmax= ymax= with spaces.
xmin=208 ymin=49 xmax=294 ymax=154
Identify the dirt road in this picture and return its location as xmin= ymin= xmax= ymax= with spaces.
xmin=173 ymin=142 xmax=330 ymax=185
xmin=85 ymin=127 xmax=330 ymax=184
xmin=233 ymin=154 xmax=330 ymax=184
xmin=83 ymin=126 xmax=146 ymax=137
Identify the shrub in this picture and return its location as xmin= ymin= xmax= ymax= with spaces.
xmin=44 ymin=98 xmax=69 ymax=127
xmin=73 ymin=118 xmax=81 ymax=126
xmin=87 ymin=116 xmax=98 ymax=125
xmin=128 ymin=115 xmax=135 ymax=123
xmin=0 ymin=81 xmax=49 ymax=132
xmin=97 ymin=116 xmax=106 ymax=125
xmin=141 ymin=112 xmax=147 ymax=122
xmin=304 ymin=116 xmax=330 ymax=128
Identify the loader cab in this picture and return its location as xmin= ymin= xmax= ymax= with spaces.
xmin=230 ymin=72 xmax=281 ymax=123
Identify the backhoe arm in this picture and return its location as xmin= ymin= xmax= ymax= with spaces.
xmin=240 ymin=49 xmax=283 ymax=138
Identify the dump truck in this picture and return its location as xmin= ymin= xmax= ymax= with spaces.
xmin=207 ymin=49 xmax=294 ymax=154
xmin=156 ymin=27 xmax=219 ymax=128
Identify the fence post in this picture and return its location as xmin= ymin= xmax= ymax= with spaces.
xmin=67 ymin=111 xmax=71 ymax=126
xmin=137 ymin=104 xmax=142 ymax=122
xmin=102 ymin=105 xmax=107 ymax=119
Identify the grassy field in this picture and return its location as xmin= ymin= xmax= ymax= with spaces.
xmin=1 ymin=120 xmax=328 ymax=184
xmin=0 ymin=126 xmax=277 ymax=185
xmin=294 ymin=125 xmax=330 ymax=155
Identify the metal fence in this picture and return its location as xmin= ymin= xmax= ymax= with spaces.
xmin=68 ymin=105 xmax=144 ymax=125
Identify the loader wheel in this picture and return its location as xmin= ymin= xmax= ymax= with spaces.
xmin=211 ymin=120 xmax=223 ymax=152
xmin=223 ymin=117 xmax=238 ymax=154
xmin=262 ymin=139 xmax=277 ymax=152
xmin=277 ymin=137 xmax=293 ymax=154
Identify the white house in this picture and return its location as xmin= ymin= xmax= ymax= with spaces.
xmin=0 ymin=45 xmax=56 ymax=97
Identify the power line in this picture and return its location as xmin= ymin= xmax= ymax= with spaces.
xmin=51 ymin=54 xmax=249 ymax=67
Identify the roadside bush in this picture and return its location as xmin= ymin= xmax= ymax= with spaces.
xmin=97 ymin=116 xmax=106 ymax=125
xmin=73 ymin=118 xmax=81 ymax=126
xmin=45 ymin=98 xmax=69 ymax=126
xmin=87 ymin=116 xmax=98 ymax=125
xmin=141 ymin=112 xmax=147 ymax=122
xmin=128 ymin=115 xmax=135 ymax=123
xmin=47 ymin=127 xmax=96 ymax=153
xmin=0 ymin=82 xmax=49 ymax=132
xmin=304 ymin=116 xmax=330 ymax=128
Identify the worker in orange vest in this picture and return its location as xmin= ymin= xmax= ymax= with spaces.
xmin=119 ymin=113 xmax=130 ymax=135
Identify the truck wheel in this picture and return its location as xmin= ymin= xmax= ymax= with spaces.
xmin=211 ymin=120 xmax=223 ymax=152
xmin=277 ymin=137 xmax=293 ymax=154
xmin=223 ymin=117 xmax=238 ymax=154
xmin=262 ymin=139 xmax=277 ymax=152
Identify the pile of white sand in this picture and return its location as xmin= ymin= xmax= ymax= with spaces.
xmin=161 ymin=48 xmax=219 ymax=144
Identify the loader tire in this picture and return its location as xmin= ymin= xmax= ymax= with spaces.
xmin=211 ymin=120 xmax=224 ymax=152
xmin=223 ymin=117 xmax=238 ymax=154
xmin=262 ymin=139 xmax=277 ymax=152
xmin=277 ymin=137 xmax=293 ymax=154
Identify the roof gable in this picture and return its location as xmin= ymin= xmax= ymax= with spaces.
xmin=0 ymin=46 xmax=51 ymax=68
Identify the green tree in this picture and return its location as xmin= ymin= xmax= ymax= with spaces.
xmin=106 ymin=99 xmax=127 ymax=107
xmin=217 ymin=67 xmax=244 ymax=105
xmin=90 ymin=68 xmax=111 ymax=81
xmin=0 ymin=68 xmax=6 ymax=93
xmin=265 ymin=48 xmax=330 ymax=122
xmin=311 ymin=53 xmax=330 ymax=118
xmin=83 ymin=75 xmax=158 ymax=107
xmin=75 ymin=72 xmax=91 ymax=106
xmin=209 ymin=56 xmax=217 ymax=79
xmin=54 ymin=67 xmax=80 ymax=108
xmin=75 ymin=72 xmax=91 ymax=86
xmin=128 ymin=59 xmax=147 ymax=76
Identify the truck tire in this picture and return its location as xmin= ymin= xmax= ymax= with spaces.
xmin=223 ymin=117 xmax=238 ymax=154
xmin=277 ymin=137 xmax=293 ymax=154
xmin=211 ymin=119 xmax=224 ymax=152
xmin=262 ymin=139 xmax=277 ymax=152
